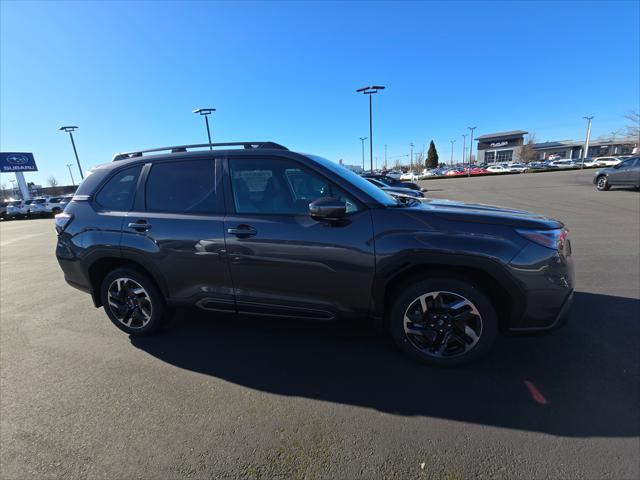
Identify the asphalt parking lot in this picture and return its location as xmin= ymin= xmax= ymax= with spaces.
xmin=1 ymin=169 xmax=638 ymax=479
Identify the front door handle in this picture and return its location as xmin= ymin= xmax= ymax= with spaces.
xmin=227 ymin=225 xmax=257 ymax=238
xmin=128 ymin=221 xmax=152 ymax=231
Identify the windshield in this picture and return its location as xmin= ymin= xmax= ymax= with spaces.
xmin=306 ymin=155 xmax=398 ymax=207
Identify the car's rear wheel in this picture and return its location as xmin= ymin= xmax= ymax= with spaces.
xmin=595 ymin=175 xmax=610 ymax=191
xmin=389 ymin=277 xmax=498 ymax=366
xmin=100 ymin=267 xmax=165 ymax=336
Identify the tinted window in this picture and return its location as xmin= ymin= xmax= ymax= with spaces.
xmin=305 ymin=155 xmax=398 ymax=207
xmin=95 ymin=165 xmax=142 ymax=211
xmin=146 ymin=159 xmax=220 ymax=214
xmin=229 ymin=158 xmax=358 ymax=215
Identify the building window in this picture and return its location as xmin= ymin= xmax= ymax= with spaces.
xmin=485 ymin=151 xmax=495 ymax=163
xmin=496 ymin=150 xmax=513 ymax=163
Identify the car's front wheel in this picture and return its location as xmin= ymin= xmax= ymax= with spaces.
xmin=100 ymin=267 xmax=165 ymax=336
xmin=389 ymin=277 xmax=498 ymax=366
xmin=595 ymin=175 xmax=610 ymax=191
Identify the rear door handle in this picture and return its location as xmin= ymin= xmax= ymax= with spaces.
xmin=227 ymin=225 xmax=257 ymax=237
xmin=128 ymin=221 xmax=152 ymax=231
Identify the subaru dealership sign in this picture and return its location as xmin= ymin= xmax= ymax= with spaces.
xmin=0 ymin=152 xmax=38 ymax=172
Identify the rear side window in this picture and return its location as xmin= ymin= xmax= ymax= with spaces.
xmin=95 ymin=165 xmax=142 ymax=211
xmin=145 ymin=159 xmax=220 ymax=214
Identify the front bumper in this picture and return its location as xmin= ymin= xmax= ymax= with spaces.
xmin=506 ymin=240 xmax=575 ymax=332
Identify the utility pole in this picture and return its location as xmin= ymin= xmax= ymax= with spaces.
xmin=384 ymin=144 xmax=388 ymax=170
xmin=581 ymin=116 xmax=594 ymax=169
xmin=410 ymin=143 xmax=414 ymax=170
xmin=450 ymin=139 xmax=456 ymax=165
xmin=193 ymin=108 xmax=216 ymax=149
xmin=461 ymin=134 xmax=467 ymax=167
xmin=359 ymin=137 xmax=368 ymax=171
xmin=467 ymin=126 xmax=477 ymax=177
xmin=356 ymin=85 xmax=385 ymax=172
xmin=66 ymin=163 xmax=76 ymax=186
xmin=58 ymin=126 xmax=84 ymax=180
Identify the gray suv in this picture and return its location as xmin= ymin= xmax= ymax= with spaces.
xmin=55 ymin=141 xmax=574 ymax=366
xmin=594 ymin=156 xmax=640 ymax=190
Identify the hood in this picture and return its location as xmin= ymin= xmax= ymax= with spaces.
xmin=415 ymin=198 xmax=564 ymax=229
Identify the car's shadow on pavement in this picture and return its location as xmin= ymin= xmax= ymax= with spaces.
xmin=130 ymin=291 xmax=639 ymax=438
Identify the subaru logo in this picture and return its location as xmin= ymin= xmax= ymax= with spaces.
xmin=6 ymin=155 xmax=29 ymax=165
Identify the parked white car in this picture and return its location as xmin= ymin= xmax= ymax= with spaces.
xmin=594 ymin=156 xmax=622 ymax=167
xmin=400 ymin=171 xmax=419 ymax=181
xmin=44 ymin=196 xmax=67 ymax=214
xmin=385 ymin=170 xmax=402 ymax=180
xmin=486 ymin=165 xmax=510 ymax=173
xmin=581 ymin=158 xmax=600 ymax=167
xmin=547 ymin=159 xmax=576 ymax=169
xmin=6 ymin=200 xmax=24 ymax=218
xmin=507 ymin=163 xmax=528 ymax=173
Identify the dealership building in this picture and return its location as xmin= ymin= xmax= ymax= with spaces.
xmin=475 ymin=130 xmax=638 ymax=163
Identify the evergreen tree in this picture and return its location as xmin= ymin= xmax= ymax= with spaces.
xmin=426 ymin=140 xmax=439 ymax=169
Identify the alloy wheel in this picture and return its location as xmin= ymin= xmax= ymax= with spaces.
xmin=107 ymin=277 xmax=153 ymax=329
xmin=597 ymin=176 xmax=608 ymax=190
xmin=403 ymin=291 xmax=483 ymax=358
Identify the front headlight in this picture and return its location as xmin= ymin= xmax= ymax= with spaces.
xmin=516 ymin=228 xmax=568 ymax=251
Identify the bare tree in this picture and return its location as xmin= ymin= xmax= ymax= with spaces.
xmin=624 ymin=110 xmax=639 ymax=142
xmin=519 ymin=132 xmax=537 ymax=163
xmin=47 ymin=176 xmax=60 ymax=195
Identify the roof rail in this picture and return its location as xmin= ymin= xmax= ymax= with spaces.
xmin=112 ymin=141 xmax=288 ymax=161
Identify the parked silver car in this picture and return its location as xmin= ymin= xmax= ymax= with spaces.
xmin=593 ymin=156 xmax=640 ymax=191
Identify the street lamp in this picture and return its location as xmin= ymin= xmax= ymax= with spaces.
xmin=359 ymin=137 xmax=368 ymax=170
xmin=356 ymin=85 xmax=385 ymax=172
xmin=58 ymin=126 xmax=83 ymax=180
xmin=193 ymin=108 xmax=216 ymax=149
xmin=450 ymin=139 xmax=456 ymax=165
xmin=581 ymin=116 xmax=594 ymax=169
xmin=467 ymin=126 xmax=477 ymax=177
xmin=66 ymin=164 xmax=76 ymax=186
xmin=410 ymin=143 xmax=414 ymax=169
xmin=461 ymin=134 xmax=467 ymax=167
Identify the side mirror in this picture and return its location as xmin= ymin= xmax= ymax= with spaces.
xmin=309 ymin=197 xmax=347 ymax=221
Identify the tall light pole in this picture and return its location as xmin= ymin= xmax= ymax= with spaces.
xmin=410 ymin=142 xmax=414 ymax=170
xmin=581 ymin=116 xmax=594 ymax=169
xmin=450 ymin=139 xmax=456 ymax=165
xmin=359 ymin=137 xmax=368 ymax=171
xmin=66 ymin=164 xmax=76 ymax=186
xmin=384 ymin=144 xmax=388 ymax=170
xmin=461 ymin=134 xmax=467 ymax=167
xmin=58 ymin=126 xmax=83 ymax=180
xmin=467 ymin=126 xmax=477 ymax=177
xmin=193 ymin=108 xmax=216 ymax=149
xmin=356 ymin=85 xmax=385 ymax=172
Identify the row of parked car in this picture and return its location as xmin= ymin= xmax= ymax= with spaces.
xmin=0 ymin=194 xmax=74 ymax=220
xmin=391 ymin=155 xmax=634 ymax=181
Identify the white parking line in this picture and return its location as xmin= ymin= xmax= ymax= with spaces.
xmin=0 ymin=233 xmax=45 ymax=247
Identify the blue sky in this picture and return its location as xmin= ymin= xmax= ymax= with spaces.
xmin=1 ymin=0 xmax=639 ymax=185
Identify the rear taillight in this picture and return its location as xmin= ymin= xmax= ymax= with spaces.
xmin=516 ymin=228 xmax=568 ymax=250
xmin=55 ymin=212 xmax=73 ymax=233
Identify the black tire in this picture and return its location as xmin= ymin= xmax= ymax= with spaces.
xmin=595 ymin=175 xmax=610 ymax=191
xmin=389 ymin=276 xmax=498 ymax=366
xmin=100 ymin=267 xmax=166 ymax=336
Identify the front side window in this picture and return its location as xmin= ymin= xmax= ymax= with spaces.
xmin=145 ymin=159 xmax=220 ymax=214
xmin=95 ymin=165 xmax=142 ymax=211
xmin=229 ymin=158 xmax=358 ymax=215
